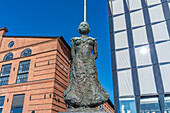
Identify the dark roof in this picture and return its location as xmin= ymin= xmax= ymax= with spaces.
xmin=4 ymin=35 xmax=70 ymax=51
xmin=107 ymin=99 xmax=115 ymax=110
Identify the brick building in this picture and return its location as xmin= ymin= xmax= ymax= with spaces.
xmin=98 ymin=99 xmax=115 ymax=113
xmin=0 ymin=27 xmax=114 ymax=113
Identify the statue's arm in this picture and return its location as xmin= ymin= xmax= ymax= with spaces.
xmin=71 ymin=40 xmax=76 ymax=61
xmin=93 ymin=40 xmax=98 ymax=60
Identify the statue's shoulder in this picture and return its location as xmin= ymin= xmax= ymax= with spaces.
xmin=70 ymin=37 xmax=81 ymax=41
xmin=88 ymin=37 xmax=97 ymax=41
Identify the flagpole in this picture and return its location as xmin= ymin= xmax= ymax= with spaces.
xmin=84 ymin=0 xmax=87 ymax=22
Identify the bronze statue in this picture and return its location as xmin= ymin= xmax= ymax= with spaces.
xmin=63 ymin=21 xmax=109 ymax=112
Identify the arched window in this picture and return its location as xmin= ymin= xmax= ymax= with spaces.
xmin=21 ymin=49 xmax=32 ymax=57
xmin=3 ymin=53 xmax=13 ymax=61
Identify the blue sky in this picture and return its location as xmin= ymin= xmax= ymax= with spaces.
xmin=0 ymin=0 xmax=113 ymax=103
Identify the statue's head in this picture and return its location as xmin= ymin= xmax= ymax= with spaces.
xmin=78 ymin=21 xmax=90 ymax=35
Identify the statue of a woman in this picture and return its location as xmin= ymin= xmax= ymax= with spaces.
xmin=63 ymin=21 xmax=109 ymax=111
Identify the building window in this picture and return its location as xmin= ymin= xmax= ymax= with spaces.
xmin=159 ymin=64 xmax=170 ymax=93
xmin=137 ymin=66 xmax=157 ymax=95
xmin=135 ymin=45 xmax=152 ymax=66
xmin=116 ymin=49 xmax=131 ymax=69
xmin=140 ymin=96 xmax=161 ymax=112
xmin=0 ymin=96 xmax=5 ymax=113
xmin=21 ymin=49 xmax=32 ymax=57
xmin=3 ymin=53 xmax=13 ymax=61
xmin=118 ymin=69 xmax=134 ymax=97
xmin=0 ymin=64 xmax=12 ymax=86
xmin=16 ymin=60 xmax=30 ymax=84
xmin=8 ymin=41 xmax=14 ymax=48
xmin=11 ymin=94 xmax=25 ymax=113
xmin=119 ymin=97 xmax=137 ymax=113
xmin=165 ymin=95 xmax=170 ymax=112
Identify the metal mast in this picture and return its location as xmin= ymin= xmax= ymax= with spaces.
xmin=84 ymin=0 xmax=87 ymax=22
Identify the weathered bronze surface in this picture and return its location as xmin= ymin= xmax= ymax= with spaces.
xmin=63 ymin=22 xmax=109 ymax=112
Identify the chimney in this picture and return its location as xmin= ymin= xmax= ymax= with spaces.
xmin=0 ymin=27 xmax=8 ymax=36
xmin=0 ymin=27 xmax=8 ymax=48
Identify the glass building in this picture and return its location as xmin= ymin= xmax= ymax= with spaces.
xmin=108 ymin=0 xmax=170 ymax=113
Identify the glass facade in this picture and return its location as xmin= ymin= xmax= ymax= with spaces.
xmin=119 ymin=98 xmax=137 ymax=113
xmin=165 ymin=96 xmax=170 ymax=112
xmin=140 ymin=97 xmax=161 ymax=113
xmin=16 ymin=60 xmax=30 ymax=84
xmin=108 ymin=0 xmax=170 ymax=112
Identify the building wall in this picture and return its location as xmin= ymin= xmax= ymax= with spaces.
xmin=0 ymin=33 xmax=71 ymax=113
xmin=98 ymin=100 xmax=115 ymax=113
xmin=108 ymin=0 xmax=170 ymax=113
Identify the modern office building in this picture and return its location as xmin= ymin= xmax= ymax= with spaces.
xmin=108 ymin=0 xmax=170 ymax=113
xmin=0 ymin=27 xmax=115 ymax=113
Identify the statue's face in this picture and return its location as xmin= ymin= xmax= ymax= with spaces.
xmin=78 ymin=22 xmax=90 ymax=35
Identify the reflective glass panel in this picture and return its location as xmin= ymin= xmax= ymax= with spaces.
xmin=138 ymin=66 xmax=157 ymax=95
xmin=129 ymin=0 xmax=142 ymax=10
xmin=156 ymin=41 xmax=170 ymax=63
xmin=113 ymin=14 xmax=126 ymax=31
xmin=115 ymin=31 xmax=128 ymax=49
xmin=148 ymin=4 xmax=165 ymax=23
xmin=140 ymin=97 xmax=161 ymax=113
xmin=147 ymin=0 xmax=161 ymax=6
xmin=130 ymin=10 xmax=145 ymax=27
xmin=132 ymin=26 xmax=148 ymax=46
xmin=118 ymin=69 xmax=134 ymax=97
xmin=135 ymin=45 xmax=152 ymax=66
xmin=165 ymin=96 xmax=170 ymax=111
xmin=112 ymin=0 xmax=124 ymax=15
xmin=119 ymin=98 xmax=137 ymax=113
xmin=160 ymin=64 xmax=170 ymax=93
xmin=116 ymin=49 xmax=131 ymax=69
xmin=152 ymin=22 xmax=169 ymax=42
